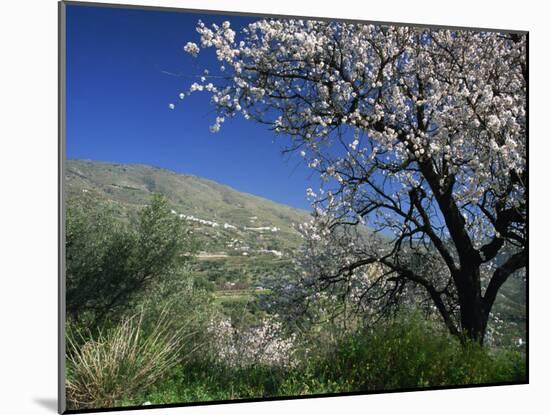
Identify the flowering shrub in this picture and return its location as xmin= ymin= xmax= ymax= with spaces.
xmin=206 ymin=316 xmax=296 ymax=368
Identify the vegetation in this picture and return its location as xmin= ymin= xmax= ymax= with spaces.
xmin=68 ymin=313 xmax=525 ymax=409
xmin=66 ymin=192 xmax=194 ymax=328
xmin=65 ymin=167 xmax=526 ymax=410
xmin=66 ymin=309 xmax=186 ymax=409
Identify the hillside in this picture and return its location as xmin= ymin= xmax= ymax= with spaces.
xmin=66 ymin=159 xmax=312 ymax=293
xmin=66 ymin=159 xmax=311 ymax=253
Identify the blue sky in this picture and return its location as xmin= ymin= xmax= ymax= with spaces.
xmin=66 ymin=4 xmax=316 ymax=210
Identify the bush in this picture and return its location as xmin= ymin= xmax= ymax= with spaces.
xmin=206 ymin=315 xmax=297 ymax=369
xmin=66 ymin=309 xmax=188 ymax=409
xmin=66 ymin=193 xmax=195 ymax=328
xmin=288 ymin=314 xmax=527 ymax=393
xmin=136 ymin=276 xmax=217 ymax=364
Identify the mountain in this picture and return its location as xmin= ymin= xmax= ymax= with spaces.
xmin=65 ymin=159 xmax=312 ymax=290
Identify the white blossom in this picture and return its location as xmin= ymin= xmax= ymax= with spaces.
xmin=183 ymin=41 xmax=200 ymax=57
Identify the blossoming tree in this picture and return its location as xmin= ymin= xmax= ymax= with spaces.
xmin=175 ymin=19 xmax=527 ymax=343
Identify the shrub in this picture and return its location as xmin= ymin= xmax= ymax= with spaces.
xmin=66 ymin=193 xmax=195 ymax=328
xmin=66 ymin=309 xmax=187 ymax=409
xmin=295 ymin=314 xmax=527 ymax=392
xmin=206 ymin=315 xmax=297 ymax=369
xmin=135 ymin=272 xmax=215 ymax=358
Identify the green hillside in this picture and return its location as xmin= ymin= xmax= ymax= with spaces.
xmin=66 ymin=159 xmax=310 ymax=250
xmin=65 ymin=159 xmax=311 ymax=293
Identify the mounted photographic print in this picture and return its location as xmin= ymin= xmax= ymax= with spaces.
xmin=59 ymin=1 xmax=528 ymax=413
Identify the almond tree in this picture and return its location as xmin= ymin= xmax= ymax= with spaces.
xmin=175 ymin=19 xmax=527 ymax=343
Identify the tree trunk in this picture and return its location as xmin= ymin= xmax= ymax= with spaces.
xmin=459 ymin=298 xmax=488 ymax=344
xmin=457 ymin=267 xmax=489 ymax=344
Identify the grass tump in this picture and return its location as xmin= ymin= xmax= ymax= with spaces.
xmin=66 ymin=309 xmax=186 ymax=409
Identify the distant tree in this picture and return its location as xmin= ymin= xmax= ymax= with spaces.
xmin=66 ymin=194 xmax=194 ymax=327
xmin=176 ymin=20 xmax=527 ymax=343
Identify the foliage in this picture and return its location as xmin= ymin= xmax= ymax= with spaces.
xmin=65 ymin=187 xmax=525 ymax=408
xmin=125 ymin=313 xmax=525 ymax=406
xmin=66 ymin=193 xmax=194 ymax=327
xmin=297 ymin=314 xmax=526 ymax=391
xmin=135 ymin=268 xmax=218 ymax=362
xmin=66 ymin=309 xmax=188 ymax=409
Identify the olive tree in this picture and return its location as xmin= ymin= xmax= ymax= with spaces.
xmin=66 ymin=194 xmax=194 ymax=327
